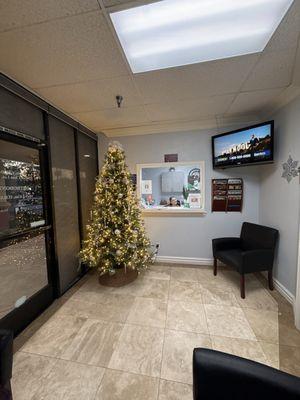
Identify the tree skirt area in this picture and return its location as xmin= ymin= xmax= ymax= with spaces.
xmin=99 ymin=267 xmax=138 ymax=287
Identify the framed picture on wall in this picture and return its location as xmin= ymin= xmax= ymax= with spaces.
xmin=188 ymin=193 xmax=201 ymax=208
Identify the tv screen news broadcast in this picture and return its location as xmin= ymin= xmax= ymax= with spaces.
xmin=212 ymin=121 xmax=274 ymax=169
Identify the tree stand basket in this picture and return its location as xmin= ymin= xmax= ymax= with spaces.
xmin=99 ymin=267 xmax=138 ymax=287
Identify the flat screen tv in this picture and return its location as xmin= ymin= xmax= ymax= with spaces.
xmin=212 ymin=121 xmax=274 ymax=169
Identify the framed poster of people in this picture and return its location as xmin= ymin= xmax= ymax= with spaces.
xmin=211 ymin=178 xmax=243 ymax=212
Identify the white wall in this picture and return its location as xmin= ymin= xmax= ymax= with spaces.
xmin=98 ymin=128 xmax=261 ymax=262
xmin=260 ymin=95 xmax=300 ymax=297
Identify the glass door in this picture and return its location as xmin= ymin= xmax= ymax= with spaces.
xmin=0 ymin=129 xmax=55 ymax=335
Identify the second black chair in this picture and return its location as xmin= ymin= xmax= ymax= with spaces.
xmin=212 ymin=222 xmax=279 ymax=298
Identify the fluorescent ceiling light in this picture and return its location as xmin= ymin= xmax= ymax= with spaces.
xmin=110 ymin=0 xmax=294 ymax=73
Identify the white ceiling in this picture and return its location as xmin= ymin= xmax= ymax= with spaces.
xmin=0 ymin=0 xmax=300 ymax=137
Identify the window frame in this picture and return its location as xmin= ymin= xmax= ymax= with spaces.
xmin=136 ymin=161 xmax=206 ymax=216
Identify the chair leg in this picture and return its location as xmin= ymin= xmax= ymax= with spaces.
xmin=240 ymin=274 xmax=245 ymax=299
xmin=213 ymin=258 xmax=217 ymax=276
xmin=268 ymin=270 xmax=274 ymax=291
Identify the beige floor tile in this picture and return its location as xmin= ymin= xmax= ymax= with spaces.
xmin=96 ymin=369 xmax=159 ymax=400
xmin=12 ymin=267 xmax=300 ymax=394
xmin=143 ymin=265 xmax=171 ymax=281
xmin=158 ymin=380 xmax=193 ymax=400
xmin=31 ymin=359 xmax=104 ymax=400
xmin=57 ymin=295 xmax=134 ymax=323
xmin=109 ymin=278 xmax=169 ymax=301
xmin=169 ymin=280 xmax=202 ymax=303
xmin=166 ymin=301 xmax=208 ymax=334
xmin=126 ymin=297 xmax=167 ymax=328
xmin=21 ymin=314 xmax=86 ymax=357
xmin=72 ymin=289 xmax=130 ymax=305
xmin=171 ymin=267 xmax=199 ymax=282
xmin=135 ymin=278 xmax=170 ymax=300
xmin=236 ymin=285 xmax=278 ymax=312
xmin=280 ymin=345 xmax=300 ymax=377
xmin=244 ymin=308 xmax=279 ymax=344
xmin=161 ymin=329 xmax=211 ymax=384
xmin=198 ymin=269 xmax=239 ymax=291
xmin=61 ymin=319 xmax=123 ymax=367
xmin=260 ymin=341 xmax=280 ymax=369
xmin=211 ymin=336 xmax=267 ymax=364
xmin=278 ymin=319 xmax=300 ymax=348
xmin=201 ymin=286 xmax=239 ymax=307
xmin=77 ymin=276 xmax=107 ymax=293
xmin=12 ymin=352 xmax=57 ymax=400
xmin=204 ymin=305 xmax=256 ymax=340
xmin=109 ymin=324 xmax=164 ymax=377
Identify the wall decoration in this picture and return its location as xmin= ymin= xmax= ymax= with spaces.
xmin=212 ymin=178 xmax=243 ymax=212
xmin=282 ymin=155 xmax=299 ymax=183
xmin=188 ymin=193 xmax=201 ymax=208
xmin=141 ymin=179 xmax=152 ymax=194
xmin=188 ymin=168 xmax=200 ymax=192
xmin=164 ymin=154 xmax=178 ymax=162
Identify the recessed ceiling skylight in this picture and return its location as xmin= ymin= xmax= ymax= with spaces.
xmin=110 ymin=0 xmax=294 ymax=73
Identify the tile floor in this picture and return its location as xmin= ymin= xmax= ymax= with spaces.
xmin=12 ymin=263 xmax=300 ymax=400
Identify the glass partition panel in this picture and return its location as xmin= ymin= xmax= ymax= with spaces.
xmin=137 ymin=162 xmax=205 ymax=211
xmin=0 ymin=229 xmax=48 ymax=320
xmin=77 ymin=132 xmax=98 ymax=239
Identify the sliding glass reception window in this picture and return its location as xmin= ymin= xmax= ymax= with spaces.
xmin=136 ymin=161 xmax=205 ymax=214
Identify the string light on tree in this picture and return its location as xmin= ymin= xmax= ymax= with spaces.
xmin=79 ymin=141 xmax=152 ymax=276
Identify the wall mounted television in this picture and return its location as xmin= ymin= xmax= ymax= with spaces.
xmin=212 ymin=121 xmax=274 ymax=169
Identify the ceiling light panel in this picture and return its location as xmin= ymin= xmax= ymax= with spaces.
xmin=110 ymin=0 xmax=294 ymax=73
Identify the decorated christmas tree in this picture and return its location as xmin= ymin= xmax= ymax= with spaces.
xmin=80 ymin=141 xmax=152 ymax=277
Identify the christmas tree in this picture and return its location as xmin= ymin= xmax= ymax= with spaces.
xmin=80 ymin=141 xmax=152 ymax=276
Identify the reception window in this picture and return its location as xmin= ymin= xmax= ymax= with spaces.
xmin=136 ymin=161 xmax=205 ymax=214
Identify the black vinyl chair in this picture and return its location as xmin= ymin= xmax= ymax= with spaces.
xmin=193 ymin=348 xmax=300 ymax=400
xmin=212 ymin=222 xmax=279 ymax=298
xmin=0 ymin=330 xmax=13 ymax=400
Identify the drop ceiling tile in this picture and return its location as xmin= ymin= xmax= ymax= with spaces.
xmin=0 ymin=0 xmax=99 ymax=32
xmin=227 ymin=88 xmax=284 ymax=115
xmin=134 ymin=54 xmax=259 ymax=104
xmin=0 ymin=11 xmax=128 ymax=88
xmin=145 ymin=94 xmax=235 ymax=122
xmin=265 ymin=0 xmax=300 ymax=52
xmin=242 ymin=48 xmax=297 ymax=91
xmin=72 ymin=105 xmax=150 ymax=130
xmin=36 ymin=76 xmax=143 ymax=113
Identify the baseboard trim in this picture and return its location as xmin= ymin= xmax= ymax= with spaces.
xmin=261 ymin=271 xmax=295 ymax=306
xmin=273 ymin=278 xmax=295 ymax=306
xmin=156 ymin=256 xmax=214 ymax=266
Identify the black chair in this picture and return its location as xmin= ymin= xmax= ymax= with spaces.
xmin=0 ymin=330 xmax=13 ymax=400
xmin=212 ymin=222 xmax=279 ymax=298
xmin=193 ymin=348 xmax=300 ymax=400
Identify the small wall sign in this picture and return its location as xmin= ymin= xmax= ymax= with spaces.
xmin=141 ymin=180 xmax=152 ymax=194
xmin=164 ymin=154 xmax=178 ymax=162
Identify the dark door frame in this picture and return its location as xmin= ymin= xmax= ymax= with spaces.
xmin=0 ymin=125 xmax=58 ymax=336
